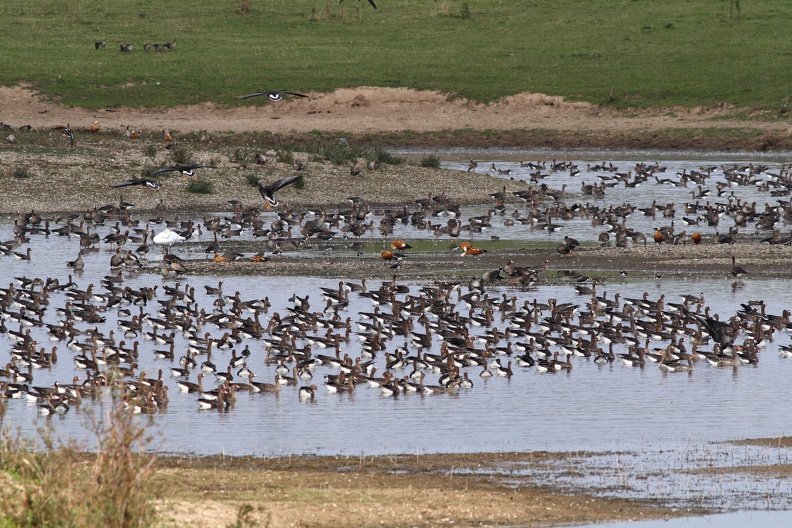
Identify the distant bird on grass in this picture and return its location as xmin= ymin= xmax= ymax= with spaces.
xmin=55 ymin=124 xmax=74 ymax=147
xmin=238 ymin=90 xmax=309 ymax=102
xmin=339 ymin=0 xmax=377 ymax=8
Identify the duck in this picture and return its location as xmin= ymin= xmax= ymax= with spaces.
xmin=653 ymin=228 xmax=665 ymax=245
xmin=690 ymin=231 xmax=702 ymax=245
xmin=380 ymin=250 xmax=405 ymax=263
xmin=461 ymin=245 xmax=486 ymax=256
xmin=390 ymin=240 xmax=412 ymax=251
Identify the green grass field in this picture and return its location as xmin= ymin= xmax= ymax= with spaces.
xmin=1 ymin=0 xmax=790 ymax=110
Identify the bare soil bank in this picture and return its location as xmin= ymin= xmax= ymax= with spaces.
xmin=3 ymin=85 xmax=792 ymax=151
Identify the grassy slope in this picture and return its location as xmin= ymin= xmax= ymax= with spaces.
xmin=0 ymin=0 xmax=790 ymax=109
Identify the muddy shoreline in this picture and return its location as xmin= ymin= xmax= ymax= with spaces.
xmin=150 ymin=450 xmax=700 ymax=528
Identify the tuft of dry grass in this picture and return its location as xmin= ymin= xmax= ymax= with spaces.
xmin=0 ymin=398 xmax=157 ymax=528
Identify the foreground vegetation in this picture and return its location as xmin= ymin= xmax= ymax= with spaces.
xmin=0 ymin=400 xmax=156 ymax=528
xmin=1 ymin=0 xmax=790 ymax=111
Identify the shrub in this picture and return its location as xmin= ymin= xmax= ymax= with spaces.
xmin=143 ymin=144 xmax=157 ymax=159
xmin=368 ymin=145 xmax=406 ymax=166
xmin=245 ymin=173 xmax=260 ymax=187
xmin=11 ymin=165 xmax=31 ymax=179
xmin=306 ymin=137 xmax=362 ymax=165
xmin=293 ymin=175 xmax=305 ymax=190
xmin=275 ymin=147 xmax=294 ymax=165
xmin=230 ymin=148 xmax=247 ymax=163
xmin=420 ymin=154 xmax=441 ymax=168
xmin=170 ymin=146 xmax=193 ymax=165
xmin=140 ymin=163 xmax=158 ymax=178
xmin=187 ymin=178 xmax=214 ymax=194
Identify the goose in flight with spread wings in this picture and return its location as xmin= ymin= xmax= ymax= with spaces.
xmin=238 ymin=90 xmax=309 ymax=102
xmin=258 ymin=175 xmax=302 ymax=210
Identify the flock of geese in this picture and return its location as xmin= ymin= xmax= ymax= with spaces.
xmin=1 ymin=157 xmax=791 ymax=420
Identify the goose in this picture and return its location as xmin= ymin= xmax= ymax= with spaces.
xmin=110 ymin=177 xmax=162 ymax=190
xmin=151 ymin=164 xmax=214 ymax=180
xmin=238 ymin=90 xmax=309 ymax=101
xmin=13 ymin=248 xmax=31 ymax=261
xmin=67 ymin=251 xmax=85 ymax=271
xmin=730 ymin=256 xmax=749 ymax=281
xmin=176 ymin=373 xmax=204 ymax=393
xmin=249 ymin=373 xmax=280 ymax=394
xmin=257 ymin=175 xmax=302 ymax=210
xmin=299 ymin=384 xmax=318 ymax=400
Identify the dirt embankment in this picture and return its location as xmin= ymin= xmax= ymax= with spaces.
xmin=2 ymin=85 xmax=792 ymax=150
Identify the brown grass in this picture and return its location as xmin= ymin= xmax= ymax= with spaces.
xmin=0 ymin=399 xmax=157 ymax=528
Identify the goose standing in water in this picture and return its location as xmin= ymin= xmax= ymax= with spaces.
xmin=730 ymin=256 xmax=749 ymax=281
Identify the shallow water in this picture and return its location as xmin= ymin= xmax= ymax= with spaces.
xmin=440 ymin=153 xmax=792 ymax=245
xmin=3 ymin=153 xmax=792 ymax=514
xmin=4 ymin=255 xmax=792 ymax=457
xmin=581 ymin=510 xmax=792 ymax=528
